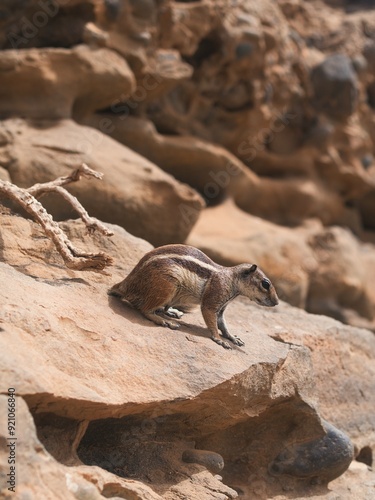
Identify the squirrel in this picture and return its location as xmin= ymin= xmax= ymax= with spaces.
xmin=109 ymin=244 xmax=279 ymax=349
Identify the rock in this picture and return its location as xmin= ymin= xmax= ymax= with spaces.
xmin=0 ymin=45 xmax=135 ymax=120
xmin=168 ymin=2 xmax=214 ymax=57
xmin=187 ymin=199 xmax=375 ymax=330
xmin=236 ymin=175 xmax=345 ymax=227
xmin=0 ymin=395 xmax=163 ymax=500
xmin=81 ymin=114 xmax=259 ymax=205
xmin=0 ymin=0 xmax=98 ymax=50
xmin=1 ymin=210 xmax=371 ymax=498
xmin=182 ymin=449 xmax=225 ymax=474
xmin=0 ymin=1 xmax=375 ymax=497
xmin=269 ymin=306 xmax=375 ymax=469
xmin=363 ymin=41 xmax=375 ymax=74
xmin=367 ymin=80 xmax=375 ymax=109
xmin=311 ymin=54 xmax=358 ymax=121
xmin=269 ymin=420 xmax=354 ymax=483
xmin=0 ymin=165 xmax=10 ymax=181
xmin=306 ymin=226 xmax=374 ymax=325
xmin=187 ymin=198 xmax=317 ymax=308
xmin=0 ymin=118 xmax=204 ymax=246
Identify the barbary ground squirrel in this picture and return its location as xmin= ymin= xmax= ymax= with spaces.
xmin=109 ymin=244 xmax=279 ymax=349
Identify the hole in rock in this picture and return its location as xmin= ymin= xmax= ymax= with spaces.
xmin=30 ymin=397 xmax=328 ymax=497
xmin=33 ymin=413 xmax=86 ymax=465
xmin=184 ymin=30 xmax=222 ymax=67
xmin=77 ymin=414 xmax=196 ymax=486
xmin=356 ymin=446 xmax=373 ymax=467
xmin=367 ymin=82 xmax=375 ymax=109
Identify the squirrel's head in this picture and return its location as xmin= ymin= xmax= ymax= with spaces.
xmin=236 ymin=264 xmax=279 ymax=307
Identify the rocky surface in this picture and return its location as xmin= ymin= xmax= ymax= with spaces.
xmin=0 ymin=118 xmax=204 ymax=246
xmin=0 ymin=210 xmax=374 ymax=499
xmin=0 ymin=0 xmax=375 ymax=498
xmin=0 ymin=0 xmax=374 ymax=326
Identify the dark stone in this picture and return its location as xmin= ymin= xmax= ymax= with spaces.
xmin=311 ymin=54 xmax=358 ymax=120
xmin=351 ymin=55 xmax=367 ymax=74
xmin=104 ymin=0 xmax=121 ymax=22
xmin=363 ymin=41 xmax=375 ymax=73
xmin=236 ymin=42 xmax=254 ymax=59
xmin=361 ymin=154 xmax=373 ymax=170
xmin=182 ymin=449 xmax=224 ymax=474
xmin=359 ymin=191 xmax=375 ymax=230
xmin=269 ymin=420 xmax=354 ymax=483
xmin=129 ymin=0 xmax=156 ymax=21
xmin=356 ymin=446 xmax=373 ymax=467
xmin=367 ymin=81 xmax=375 ymax=109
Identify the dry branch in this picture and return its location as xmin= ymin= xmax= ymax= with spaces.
xmin=0 ymin=164 xmax=114 ymax=270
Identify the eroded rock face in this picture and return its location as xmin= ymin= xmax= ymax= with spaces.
xmin=81 ymin=114 xmax=260 ymax=205
xmin=187 ymin=199 xmax=375 ymax=330
xmin=1 ymin=1 xmax=375 ymax=498
xmin=311 ymin=54 xmax=358 ymax=121
xmin=0 ymin=211 xmax=374 ymax=498
xmin=0 ymin=118 xmax=204 ymax=246
xmin=0 ymin=396 xmax=164 ymax=500
xmin=0 ymin=45 xmax=135 ymax=119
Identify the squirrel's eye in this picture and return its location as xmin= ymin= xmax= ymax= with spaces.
xmin=261 ymin=279 xmax=270 ymax=290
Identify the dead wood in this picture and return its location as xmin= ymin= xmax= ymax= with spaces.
xmin=0 ymin=164 xmax=114 ymax=270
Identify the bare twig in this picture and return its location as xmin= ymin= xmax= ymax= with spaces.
xmin=27 ymin=163 xmax=113 ymax=237
xmin=0 ymin=164 xmax=114 ymax=270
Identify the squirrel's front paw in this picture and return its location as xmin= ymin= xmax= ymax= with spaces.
xmin=232 ymin=336 xmax=244 ymax=347
xmin=212 ymin=337 xmax=232 ymax=350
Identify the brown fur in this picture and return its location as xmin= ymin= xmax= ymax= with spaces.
xmin=109 ymin=244 xmax=279 ymax=349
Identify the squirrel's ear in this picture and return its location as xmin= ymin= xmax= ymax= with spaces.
xmin=242 ymin=264 xmax=257 ymax=276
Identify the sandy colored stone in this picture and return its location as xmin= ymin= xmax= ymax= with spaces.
xmin=0 ymin=118 xmax=204 ymax=246
xmin=0 ymin=395 xmax=164 ymax=500
xmin=188 ymin=199 xmax=375 ymax=331
xmin=187 ymin=198 xmax=317 ymax=308
xmin=0 ymin=45 xmax=135 ymax=120
xmin=1 ymin=210 xmax=373 ymax=498
xmin=0 ymin=0 xmax=99 ymax=50
xmin=0 ymin=1 xmax=375 ymax=498
xmin=81 ymin=114 xmax=260 ymax=203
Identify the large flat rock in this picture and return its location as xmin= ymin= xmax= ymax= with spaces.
xmin=1 ymin=210 xmax=374 ymax=498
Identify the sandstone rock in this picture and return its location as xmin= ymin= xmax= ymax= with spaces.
xmin=0 ymin=1 xmax=375 ymax=497
xmin=187 ymin=198 xmax=317 ymax=308
xmin=187 ymin=199 xmax=375 ymax=330
xmin=306 ymin=225 xmax=375 ymax=326
xmin=363 ymin=41 xmax=375 ymax=74
xmin=0 ymin=165 xmax=10 ymax=181
xmin=0 ymin=45 xmax=135 ymax=120
xmin=1 ymin=210 xmax=370 ymax=498
xmin=0 ymin=118 xmax=204 ymax=246
xmin=0 ymin=395 xmax=164 ymax=500
xmin=0 ymin=0 xmax=98 ymax=50
xmin=270 ymin=305 xmax=375 ymax=464
xmin=311 ymin=54 xmax=358 ymax=121
xmin=81 ymin=114 xmax=259 ymax=204
xmin=368 ymin=81 xmax=375 ymax=109
xmin=82 ymin=113 xmax=352 ymax=229
xmin=236 ymin=176 xmax=345 ymax=227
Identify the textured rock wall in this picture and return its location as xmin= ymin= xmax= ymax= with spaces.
xmin=0 ymin=211 xmax=374 ymax=499
xmin=0 ymin=0 xmax=374 ymax=326
xmin=0 ymin=1 xmax=375 ymax=499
